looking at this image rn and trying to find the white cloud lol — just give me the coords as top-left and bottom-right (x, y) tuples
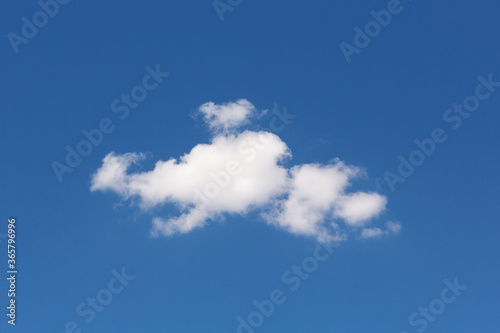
(385, 221), (402, 234)
(264, 162), (360, 242)
(334, 192), (387, 226)
(361, 221), (402, 239)
(361, 227), (384, 239)
(198, 99), (259, 133)
(90, 152), (146, 197)
(92, 130), (290, 236)
(91, 100), (395, 242)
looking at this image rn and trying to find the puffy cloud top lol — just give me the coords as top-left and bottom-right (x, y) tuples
(198, 99), (258, 133)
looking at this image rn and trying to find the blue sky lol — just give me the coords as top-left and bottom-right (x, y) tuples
(1, 0), (500, 332)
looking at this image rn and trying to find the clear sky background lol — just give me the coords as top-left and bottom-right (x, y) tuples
(1, 0), (499, 332)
